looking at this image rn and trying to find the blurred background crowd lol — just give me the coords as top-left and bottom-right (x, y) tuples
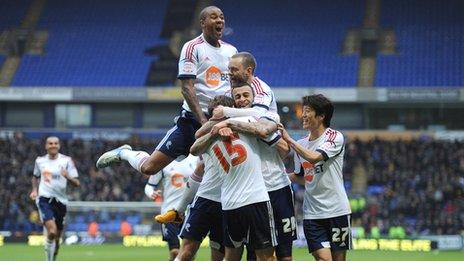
(1, 133), (463, 237)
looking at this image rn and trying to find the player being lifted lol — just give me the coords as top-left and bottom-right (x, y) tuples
(144, 155), (199, 261)
(211, 51), (277, 119)
(190, 91), (277, 261)
(156, 51), (279, 224)
(29, 136), (80, 261)
(279, 95), (352, 261)
(95, 6), (236, 201)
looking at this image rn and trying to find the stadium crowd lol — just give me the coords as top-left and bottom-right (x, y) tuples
(1, 133), (463, 236)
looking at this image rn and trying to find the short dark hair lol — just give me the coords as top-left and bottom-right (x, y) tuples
(199, 6), (221, 22)
(302, 94), (334, 127)
(231, 52), (257, 74)
(208, 95), (235, 116)
(230, 83), (255, 98)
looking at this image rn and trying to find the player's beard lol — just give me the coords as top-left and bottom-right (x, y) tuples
(230, 76), (247, 88)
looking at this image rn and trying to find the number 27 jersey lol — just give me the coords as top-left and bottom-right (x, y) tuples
(206, 116), (269, 210)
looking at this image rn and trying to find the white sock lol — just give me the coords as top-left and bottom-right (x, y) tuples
(45, 238), (56, 261)
(176, 176), (201, 214)
(119, 150), (150, 173)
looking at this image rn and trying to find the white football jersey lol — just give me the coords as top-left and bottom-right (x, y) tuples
(33, 153), (78, 204)
(258, 136), (291, 192)
(205, 116), (269, 210)
(251, 77), (277, 113)
(147, 155), (198, 213)
(293, 128), (351, 219)
(178, 34), (237, 113)
(196, 154), (223, 202)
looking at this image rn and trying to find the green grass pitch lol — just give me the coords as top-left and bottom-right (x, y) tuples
(1, 244), (463, 261)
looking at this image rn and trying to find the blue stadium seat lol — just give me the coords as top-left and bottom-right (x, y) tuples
(11, 0), (168, 86)
(376, 0), (464, 86)
(219, 0), (362, 87)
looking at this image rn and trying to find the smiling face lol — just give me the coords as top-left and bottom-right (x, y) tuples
(228, 57), (252, 87)
(301, 105), (324, 131)
(200, 7), (225, 44)
(45, 136), (60, 157)
(232, 84), (254, 109)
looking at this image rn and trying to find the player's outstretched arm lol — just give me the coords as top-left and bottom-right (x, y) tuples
(181, 78), (207, 124)
(278, 124), (323, 164)
(212, 106), (266, 120)
(190, 132), (217, 156)
(212, 118), (277, 139)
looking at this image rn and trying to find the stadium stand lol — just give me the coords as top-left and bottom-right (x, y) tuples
(2, 0), (362, 87)
(220, 0), (362, 87)
(11, 0), (169, 86)
(1, 134), (462, 236)
(376, 0), (464, 86)
(0, 0), (31, 29)
(3, 0), (462, 87)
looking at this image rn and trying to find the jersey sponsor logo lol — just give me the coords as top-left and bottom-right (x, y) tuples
(171, 173), (185, 188)
(43, 170), (52, 183)
(302, 162), (323, 182)
(205, 66), (223, 87)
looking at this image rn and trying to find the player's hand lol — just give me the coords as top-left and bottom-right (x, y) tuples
(29, 190), (38, 201)
(211, 106), (225, 120)
(60, 166), (70, 179)
(151, 190), (162, 201)
(278, 124), (291, 142)
(218, 127), (234, 137)
(210, 121), (229, 135)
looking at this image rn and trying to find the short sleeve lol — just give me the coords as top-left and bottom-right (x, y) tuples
(147, 172), (163, 186)
(33, 159), (40, 177)
(67, 158), (79, 178)
(316, 131), (344, 161)
(259, 111), (280, 124)
(259, 131), (281, 147)
(251, 81), (274, 111)
(178, 42), (198, 79)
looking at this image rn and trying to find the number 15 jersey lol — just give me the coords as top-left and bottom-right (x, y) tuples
(205, 116), (274, 210)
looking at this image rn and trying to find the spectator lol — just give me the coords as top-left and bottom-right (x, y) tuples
(1, 135), (463, 236)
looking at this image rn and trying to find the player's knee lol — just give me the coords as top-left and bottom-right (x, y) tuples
(312, 252), (331, 261)
(47, 230), (57, 239)
(177, 250), (195, 261)
(140, 157), (166, 175)
(140, 160), (157, 175)
(169, 248), (179, 261)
